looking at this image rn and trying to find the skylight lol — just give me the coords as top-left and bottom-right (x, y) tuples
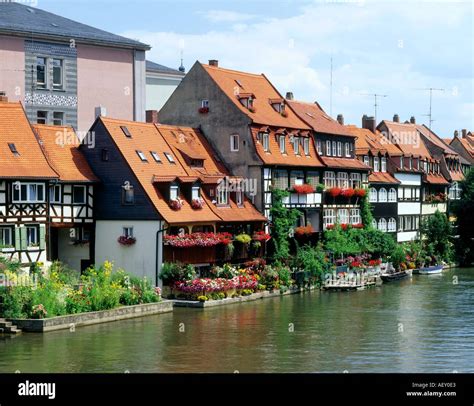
(136, 150), (148, 162)
(164, 152), (175, 163)
(235, 80), (244, 89)
(150, 151), (162, 163)
(121, 126), (132, 138)
(8, 143), (19, 156)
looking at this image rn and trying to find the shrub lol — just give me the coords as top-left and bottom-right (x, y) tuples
(235, 233), (252, 244)
(160, 262), (196, 285)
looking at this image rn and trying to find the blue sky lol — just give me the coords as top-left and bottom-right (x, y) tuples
(35, 0), (473, 136)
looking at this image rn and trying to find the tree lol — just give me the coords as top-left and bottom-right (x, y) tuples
(269, 189), (300, 264)
(420, 210), (453, 263)
(452, 168), (474, 266)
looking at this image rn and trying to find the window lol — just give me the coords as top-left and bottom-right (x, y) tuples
(414, 216), (420, 230)
(164, 152), (175, 163)
(326, 141), (332, 156)
(192, 186), (200, 200)
(337, 172), (349, 188)
(279, 135), (286, 153)
(293, 136), (300, 155)
(371, 219), (377, 229)
(306, 171), (319, 188)
(122, 185), (134, 205)
(449, 182), (461, 200)
(405, 187), (412, 200)
(345, 143), (350, 157)
(8, 143), (19, 156)
(323, 209), (336, 229)
(73, 186), (86, 204)
(378, 218), (387, 232)
(123, 227), (133, 238)
(378, 188), (387, 202)
(337, 209), (349, 224)
(216, 187), (228, 205)
(53, 112), (63, 126)
(350, 173), (361, 188)
(324, 171), (336, 188)
(273, 169), (288, 190)
(388, 188), (397, 202)
(381, 157), (387, 172)
(337, 142), (342, 157)
(236, 189), (244, 206)
(404, 216), (412, 231)
(201, 100), (209, 108)
(12, 183), (45, 203)
(230, 134), (239, 152)
(363, 155), (369, 167)
(303, 138), (310, 155)
(409, 157), (413, 170)
(332, 141), (337, 156)
(388, 218), (396, 232)
(262, 133), (270, 152)
(316, 140), (322, 154)
(37, 110), (48, 124)
(121, 126), (132, 138)
(150, 151), (161, 163)
(350, 208), (361, 225)
(400, 156), (404, 168)
(373, 157), (380, 172)
(170, 185), (179, 201)
(290, 170), (304, 187)
(26, 226), (38, 247)
(101, 149), (109, 161)
(369, 187), (378, 202)
(136, 150), (148, 162)
(52, 59), (63, 90)
(49, 185), (61, 203)
(0, 227), (13, 247)
(36, 57), (46, 89)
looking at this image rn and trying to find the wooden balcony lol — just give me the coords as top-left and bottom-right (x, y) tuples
(282, 192), (322, 208)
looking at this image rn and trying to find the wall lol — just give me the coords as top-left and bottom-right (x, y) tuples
(146, 74), (182, 111)
(395, 172), (421, 186)
(398, 202), (421, 215)
(421, 202), (447, 215)
(95, 220), (163, 285)
(77, 45), (134, 133)
(0, 36), (24, 102)
(57, 228), (89, 272)
(397, 231), (418, 242)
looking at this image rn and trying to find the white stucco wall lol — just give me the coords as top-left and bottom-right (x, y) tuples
(397, 231), (418, 242)
(146, 75), (183, 111)
(95, 220), (163, 285)
(395, 173), (421, 186)
(398, 202), (421, 215)
(57, 228), (89, 272)
(421, 202), (447, 215)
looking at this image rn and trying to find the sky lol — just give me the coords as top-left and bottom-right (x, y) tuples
(32, 0), (473, 137)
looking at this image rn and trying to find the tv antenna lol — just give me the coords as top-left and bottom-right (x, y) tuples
(415, 87), (444, 129)
(360, 93), (388, 123)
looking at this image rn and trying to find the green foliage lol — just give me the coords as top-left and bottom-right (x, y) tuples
(276, 265), (292, 287)
(452, 168), (474, 265)
(360, 192), (374, 228)
(323, 225), (360, 257)
(293, 244), (330, 284)
(363, 227), (397, 259)
(159, 262), (196, 285)
(235, 233), (252, 244)
(420, 210), (453, 263)
(0, 286), (33, 319)
(389, 244), (406, 270)
(270, 189), (300, 263)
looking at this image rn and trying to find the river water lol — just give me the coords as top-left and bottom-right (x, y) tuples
(1, 268), (473, 373)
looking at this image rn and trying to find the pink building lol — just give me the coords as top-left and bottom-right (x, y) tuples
(0, 2), (149, 133)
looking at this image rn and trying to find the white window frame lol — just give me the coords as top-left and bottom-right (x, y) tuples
(201, 100), (209, 108)
(337, 209), (349, 224)
(151, 151), (162, 163)
(279, 135), (286, 153)
(123, 227), (134, 238)
(350, 208), (361, 225)
(316, 140), (322, 154)
(170, 185), (179, 201)
(262, 133), (270, 152)
(236, 190), (244, 206)
(363, 155), (369, 167)
(36, 56), (47, 89)
(49, 185), (61, 203)
(378, 187), (388, 202)
(326, 140), (332, 156)
(293, 136), (300, 155)
(217, 187), (229, 205)
(388, 188), (397, 202)
(337, 172), (349, 188)
(388, 218), (396, 232)
(337, 142), (342, 157)
(230, 134), (239, 152)
(369, 187), (378, 203)
(0, 227), (13, 246)
(52, 58), (63, 90)
(136, 150), (148, 162)
(12, 183), (45, 203)
(378, 218), (387, 232)
(324, 171), (336, 188)
(53, 111), (64, 126)
(345, 143), (351, 157)
(323, 209), (336, 229)
(332, 141), (337, 157)
(373, 157), (380, 172)
(164, 152), (175, 163)
(350, 173), (361, 188)
(303, 138), (310, 155)
(381, 157), (387, 172)
(192, 186), (200, 200)
(26, 225), (38, 247)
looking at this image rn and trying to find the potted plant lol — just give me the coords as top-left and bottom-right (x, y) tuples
(118, 236), (137, 246)
(191, 198), (204, 209)
(340, 188), (355, 198)
(169, 198), (184, 210)
(198, 106), (209, 114)
(292, 184), (315, 194)
(327, 187), (342, 198)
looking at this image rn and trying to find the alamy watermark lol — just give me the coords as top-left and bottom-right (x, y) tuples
(217, 176), (258, 197)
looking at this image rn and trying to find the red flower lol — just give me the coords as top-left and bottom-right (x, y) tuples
(295, 225), (315, 236)
(340, 188), (355, 198)
(293, 184), (315, 194)
(252, 231), (271, 242)
(352, 223), (364, 229)
(327, 187), (342, 197)
(354, 188), (366, 197)
(118, 236), (136, 246)
(198, 107), (209, 114)
(326, 224), (335, 230)
(340, 223), (349, 230)
(191, 198), (204, 210)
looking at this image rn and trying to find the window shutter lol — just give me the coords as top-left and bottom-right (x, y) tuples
(39, 225), (46, 250)
(19, 226), (27, 250)
(15, 227), (21, 251)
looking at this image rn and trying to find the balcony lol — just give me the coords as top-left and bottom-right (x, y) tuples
(282, 192), (322, 208)
(422, 201), (447, 215)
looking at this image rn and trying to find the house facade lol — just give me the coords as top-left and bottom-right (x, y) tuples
(0, 2), (149, 133)
(157, 60), (325, 234)
(146, 60), (185, 112)
(446, 130), (474, 166)
(81, 117), (265, 285)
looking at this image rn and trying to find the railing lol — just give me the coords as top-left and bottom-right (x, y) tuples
(282, 192), (322, 207)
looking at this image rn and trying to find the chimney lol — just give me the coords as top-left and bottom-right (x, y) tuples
(95, 106), (107, 118)
(410, 116), (416, 124)
(362, 115), (376, 133)
(454, 130), (459, 138)
(0, 91), (8, 103)
(336, 114), (344, 125)
(285, 92), (294, 101)
(208, 59), (219, 67)
(462, 129), (467, 138)
(146, 110), (159, 123)
(393, 114), (400, 123)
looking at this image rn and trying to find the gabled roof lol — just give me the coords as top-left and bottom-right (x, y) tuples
(377, 120), (433, 160)
(287, 100), (355, 137)
(200, 63), (310, 130)
(369, 172), (400, 184)
(146, 60), (185, 76)
(320, 156), (370, 170)
(32, 124), (98, 183)
(416, 125), (459, 157)
(0, 2), (149, 50)
(424, 173), (450, 185)
(0, 102), (58, 179)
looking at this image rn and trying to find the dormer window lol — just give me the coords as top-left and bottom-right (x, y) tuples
(303, 138), (310, 156)
(316, 140), (322, 154)
(216, 186), (228, 205)
(363, 155), (369, 166)
(170, 185), (179, 200)
(326, 141), (332, 156)
(136, 150), (148, 162)
(400, 156), (404, 168)
(293, 136), (300, 155)
(373, 157), (380, 172)
(409, 157), (413, 170)
(337, 142), (342, 157)
(279, 135), (286, 153)
(230, 134), (239, 152)
(381, 157), (387, 172)
(192, 186), (200, 200)
(236, 189), (244, 206)
(164, 152), (175, 163)
(262, 132), (270, 152)
(332, 141), (337, 157)
(150, 151), (161, 163)
(190, 159), (204, 167)
(345, 143), (350, 157)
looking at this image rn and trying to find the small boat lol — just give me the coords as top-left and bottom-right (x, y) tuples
(380, 269), (411, 282)
(413, 264), (444, 275)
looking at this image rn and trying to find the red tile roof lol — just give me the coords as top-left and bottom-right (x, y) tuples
(320, 156), (370, 170)
(424, 173), (450, 185)
(32, 124), (98, 183)
(416, 125), (459, 157)
(0, 102), (58, 179)
(250, 126), (324, 167)
(449, 170), (464, 182)
(369, 172), (400, 184)
(201, 63), (311, 130)
(287, 100), (355, 137)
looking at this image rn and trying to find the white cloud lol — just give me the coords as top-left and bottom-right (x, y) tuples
(199, 10), (257, 23)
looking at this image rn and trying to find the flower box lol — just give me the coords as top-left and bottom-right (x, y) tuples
(118, 236), (136, 246)
(294, 225), (315, 236)
(1, 247), (15, 253)
(354, 188), (366, 197)
(164, 232), (232, 248)
(252, 231), (271, 242)
(191, 198), (204, 209)
(327, 187), (342, 197)
(169, 198), (183, 210)
(198, 107), (209, 114)
(292, 184), (315, 194)
(340, 188), (355, 198)
(281, 110), (288, 117)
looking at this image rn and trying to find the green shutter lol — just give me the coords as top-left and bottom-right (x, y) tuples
(20, 227), (27, 251)
(14, 227), (21, 251)
(39, 225), (46, 250)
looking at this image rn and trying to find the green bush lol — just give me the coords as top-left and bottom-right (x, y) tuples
(159, 262), (196, 285)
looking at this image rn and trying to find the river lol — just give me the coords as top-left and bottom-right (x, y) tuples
(1, 267), (473, 373)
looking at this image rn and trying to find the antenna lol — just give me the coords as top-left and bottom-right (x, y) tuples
(360, 93), (388, 123)
(329, 57), (333, 117)
(415, 87), (444, 129)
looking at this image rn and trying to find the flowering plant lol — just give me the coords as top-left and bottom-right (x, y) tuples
(368, 259), (382, 266)
(354, 188), (366, 197)
(281, 110), (288, 117)
(191, 198), (204, 209)
(252, 231), (271, 242)
(164, 232), (232, 248)
(198, 107), (209, 114)
(235, 233), (252, 244)
(169, 198), (184, 210)
(31, 304), (48, 319)
(340, 188), (355, 198)
(294, 225), (315, 236)
(352, 223), (364, 229)
(292, 184), (315, 194)
(118, 236), (136, 246)
(249, 106), (257, 113)
(327, 187), (342, 197)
